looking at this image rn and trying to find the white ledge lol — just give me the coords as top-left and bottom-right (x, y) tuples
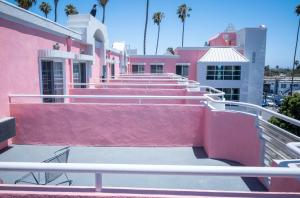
(38, 49), (75, 59)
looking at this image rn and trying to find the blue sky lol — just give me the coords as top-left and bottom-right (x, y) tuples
(7, 0), (300, 68)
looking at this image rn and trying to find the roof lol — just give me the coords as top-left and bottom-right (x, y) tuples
(198, 47), (249, 63)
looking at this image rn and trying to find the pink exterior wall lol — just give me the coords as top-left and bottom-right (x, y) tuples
(209, 32), (237, 46)
(0, 18), (83, 117)
(69, 88), (200, 104)
(269, 161), (300, 192)
(10, 103), (204, 146)
(129, 57), (178, 74)
(175, 49), (207, 80)
(203, 109), (261, 167)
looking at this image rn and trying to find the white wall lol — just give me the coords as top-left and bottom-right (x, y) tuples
(237, 27), (267, 105)
(197, 61), (249, 102)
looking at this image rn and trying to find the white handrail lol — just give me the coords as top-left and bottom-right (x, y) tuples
(70, 83), (188, 87)
(9, 94), (207, 100)
(1, 162), (300, 192)
(206, 96), (300, 128)
(0, 162), (299, 176)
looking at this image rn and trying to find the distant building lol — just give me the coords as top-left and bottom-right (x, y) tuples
(264, 76), (300, 95)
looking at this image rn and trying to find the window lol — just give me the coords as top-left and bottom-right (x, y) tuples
(151, 65), (163, 73)
(73, 62), (87, 88)
(252, 52), (256, 63)
(132, 65), (145, 74)
(206, 65), (241, 80)
(281, 84), (287, 89)
(41, 60), (64, 103)
(176, 65), (189, 77)
(216, 88), (240, 101)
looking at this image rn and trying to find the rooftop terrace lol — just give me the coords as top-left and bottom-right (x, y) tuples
(0, 73), (300, 197)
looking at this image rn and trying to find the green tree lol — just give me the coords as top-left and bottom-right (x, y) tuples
(143, 0), (149, 55)
(54, 0), (59, 22)
(15, 0), (36, 10)
(177, 4), (192, 47)
(65, 4), (79, 16)
(269, 93), (300, 136)
(153, 12), (165, 55)
(98, 0), (109, 24)
(39, 2), (52, 18)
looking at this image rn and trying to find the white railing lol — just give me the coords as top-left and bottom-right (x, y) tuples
(70, 82), (189, 89)
(1, 162), (300, 192)
(8, 94), (208, 104)
(205, 96), (300, 128)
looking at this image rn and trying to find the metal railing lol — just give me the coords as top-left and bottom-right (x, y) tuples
(0, 162), (300, 192)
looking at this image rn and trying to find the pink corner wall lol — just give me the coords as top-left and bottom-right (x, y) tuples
(10, 103), (204, 146)
(209, 32), (237, 46)
(203, 109), (261, 167)
(0, 18), (83, 117)
(175, 49), (207, 80)
(269, 161), (300, 192)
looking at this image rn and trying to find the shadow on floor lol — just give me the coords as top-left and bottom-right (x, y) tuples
(212, 158), (267, 192)
(192, 147), (208, 159)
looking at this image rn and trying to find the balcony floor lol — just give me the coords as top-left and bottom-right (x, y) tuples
(0, 145), (266, 192)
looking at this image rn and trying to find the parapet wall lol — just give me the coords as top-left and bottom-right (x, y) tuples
(10, 103), (204, 146)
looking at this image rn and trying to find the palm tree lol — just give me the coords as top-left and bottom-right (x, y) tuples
(39, 2), (52, 18)
(153, 12), (165, 55)
(65, 4), (79, 16)
(177, 4), (192, 47)
(143, 0), (149, 55)
(15, 0), (36, 10)
(291, 4), (300, 94)
(98, 0), (109, 24)
(54, 0), (59, 22)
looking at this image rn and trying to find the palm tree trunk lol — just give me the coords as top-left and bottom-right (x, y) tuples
(102, 6), (105, 23)
(155, 24), (160, 55)
(143, 0), (149, 55)
(291, 18), (300, 94)
(181, 21), (185, 47)
(54, 1), (58, 22)
(45, 13), (48, 18)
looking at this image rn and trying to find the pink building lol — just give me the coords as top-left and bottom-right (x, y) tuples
(0, 1), (300, 198)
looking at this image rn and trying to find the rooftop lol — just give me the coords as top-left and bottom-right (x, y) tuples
(198, 48), (249, 63)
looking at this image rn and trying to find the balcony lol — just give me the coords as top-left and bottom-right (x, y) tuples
(1, 74), (300, 197)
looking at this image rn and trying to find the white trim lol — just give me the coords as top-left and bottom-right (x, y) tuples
(150, 63), (165, 65)
(38, 49), (75, 59)
(131, 62), (146, 65)
(176, 63), (191, 66)
(75, 54), (94, 62)
(0, 0), (82, 40)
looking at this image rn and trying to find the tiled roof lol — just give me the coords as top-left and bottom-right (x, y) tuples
(198, 47), (249, 63)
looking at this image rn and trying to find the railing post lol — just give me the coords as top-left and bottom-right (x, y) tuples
(95, 172), (102, 192)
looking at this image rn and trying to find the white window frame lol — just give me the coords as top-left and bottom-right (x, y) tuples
(38, 58), (67, 97)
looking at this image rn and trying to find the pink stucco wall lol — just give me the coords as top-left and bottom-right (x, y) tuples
(209, 32), (237, 46)
(269, 161), (300, 192)
(69, 88), (201, 104)
(204, 109), (261, 167)
(10, 103), (204, 146)
(129, 57), (178, 75)
(175, 49), (207, 80)
(0, 18), (83, 117)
